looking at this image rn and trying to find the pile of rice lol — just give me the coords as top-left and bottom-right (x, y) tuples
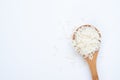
(72, 25), (101, 59)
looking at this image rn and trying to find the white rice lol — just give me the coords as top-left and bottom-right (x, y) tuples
(72, 25), (101, 60)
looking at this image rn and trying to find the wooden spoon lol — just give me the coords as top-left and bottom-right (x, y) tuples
(72, 24), (101, 80)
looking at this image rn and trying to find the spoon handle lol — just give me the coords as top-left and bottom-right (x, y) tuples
(88, 60), (99, 80)
(86, 52), (99, 80)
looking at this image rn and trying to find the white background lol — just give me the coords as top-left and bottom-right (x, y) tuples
(0, 0), (120, 80)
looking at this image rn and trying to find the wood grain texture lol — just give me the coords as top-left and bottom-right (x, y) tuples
(85, 51), (99, 80)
